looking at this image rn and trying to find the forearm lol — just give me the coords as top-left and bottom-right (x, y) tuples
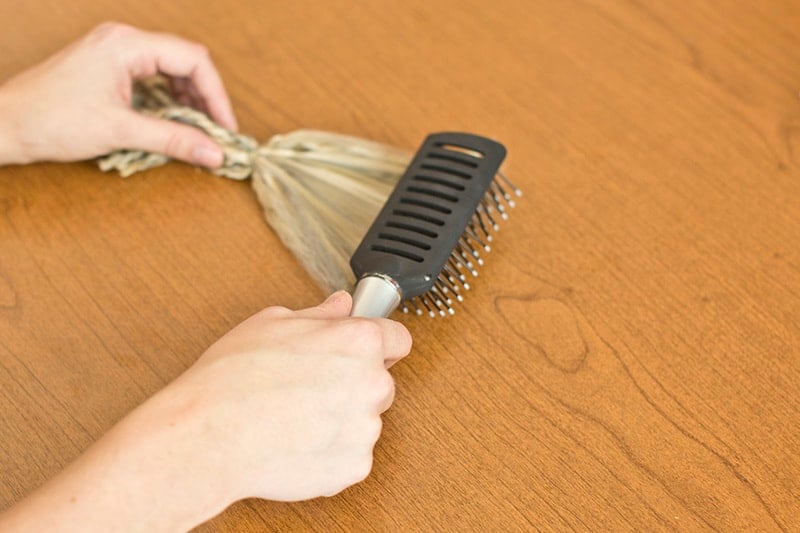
(0, 84), (30, 165)
(0, 382), (237, 532)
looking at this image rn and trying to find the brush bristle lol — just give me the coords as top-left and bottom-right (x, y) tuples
(401, 172), (521, 317)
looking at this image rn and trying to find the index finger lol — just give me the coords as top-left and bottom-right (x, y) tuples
(305, 316), (412, 368)
(132, 30), (238, 131)
(377, 318), (413, 368)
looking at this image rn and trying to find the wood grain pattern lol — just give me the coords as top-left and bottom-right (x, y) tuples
(1, 0), (798, 530)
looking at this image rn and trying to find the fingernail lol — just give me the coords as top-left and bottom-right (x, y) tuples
(324, 290), (349, 304)
(325, 290), (350, 305)
(227, 113), (239, 132)
(216, 109), (238, 132)
(191, 145), (223, 168)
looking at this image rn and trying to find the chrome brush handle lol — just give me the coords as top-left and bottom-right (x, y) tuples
(350, 274), (403, 318)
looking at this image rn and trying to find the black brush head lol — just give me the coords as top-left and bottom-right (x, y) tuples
(350, 132), (518, 317)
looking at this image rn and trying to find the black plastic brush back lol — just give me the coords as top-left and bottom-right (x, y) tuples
(350, 132), (507, 299)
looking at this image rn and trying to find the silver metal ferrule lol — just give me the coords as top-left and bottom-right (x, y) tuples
(350, 274), (402, 318)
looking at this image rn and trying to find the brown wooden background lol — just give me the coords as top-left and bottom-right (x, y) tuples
(1, 1), (798, 530)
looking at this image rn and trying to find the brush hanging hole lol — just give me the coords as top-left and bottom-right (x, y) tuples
(435, 143), (485, 159)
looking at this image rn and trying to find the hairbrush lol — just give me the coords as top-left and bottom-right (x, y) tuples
(350, 132), (520, 318)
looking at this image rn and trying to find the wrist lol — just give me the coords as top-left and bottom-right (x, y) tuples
(108, 380), (242, 529)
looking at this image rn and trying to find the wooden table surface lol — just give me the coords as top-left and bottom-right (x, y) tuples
(1, 1), (799, 530)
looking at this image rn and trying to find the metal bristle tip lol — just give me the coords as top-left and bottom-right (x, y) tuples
(350, 132), (520, 318)
(498, 171), (523, 197)
(419, 296), (436, 318)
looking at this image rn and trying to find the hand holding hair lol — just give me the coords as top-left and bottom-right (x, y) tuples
(0, 21), (236, 167)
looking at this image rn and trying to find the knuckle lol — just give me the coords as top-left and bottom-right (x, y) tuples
(365, 416), (383, 443)
(107, 113), (135, 147)
(374, 371), (395, 398)
(351, 454), (374, 484)
(396, 323), (413, 354)
(383, 319), (412, 353)
(346, 319), (383, 354)
(322, 486), (344, 498)
(257, 305), (292, 320)
(163, 130), (188, 159)
(193, 43), (210, 59)
(90, 21), (134, 42)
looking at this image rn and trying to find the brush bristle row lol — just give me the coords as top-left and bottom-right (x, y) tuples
(401, 173), (522, 317)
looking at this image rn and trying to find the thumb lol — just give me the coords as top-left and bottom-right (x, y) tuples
(113, 110), (224, 168)
(296, 290), (353, 319)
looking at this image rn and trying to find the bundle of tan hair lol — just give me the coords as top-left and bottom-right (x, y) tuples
(100, 77), (411, 293)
